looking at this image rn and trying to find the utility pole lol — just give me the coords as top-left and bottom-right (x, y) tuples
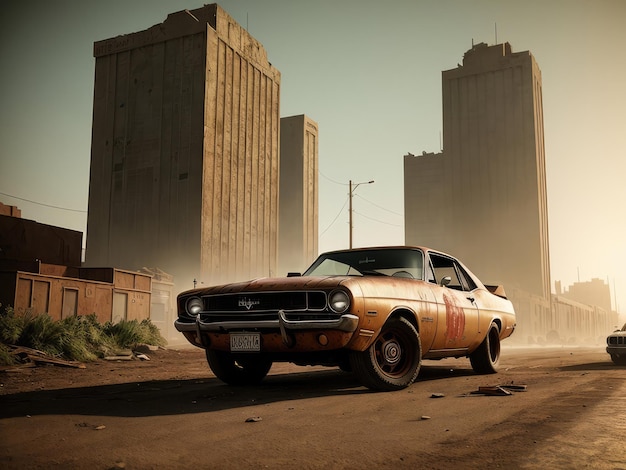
(349, 179), (374, 249)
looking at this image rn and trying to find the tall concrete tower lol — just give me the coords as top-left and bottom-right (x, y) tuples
(405, 43), (550, 301)
(86, 5), (281, 290)
(278, 115), (319, 275)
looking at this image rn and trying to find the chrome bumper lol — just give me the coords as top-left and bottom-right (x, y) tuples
(606, 346), (626, 355)
(175, 309), (360, 335)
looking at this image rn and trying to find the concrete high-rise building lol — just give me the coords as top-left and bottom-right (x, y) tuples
(404, 42), (550, 301)
(86, 5), (281, 290)
(278, 115), (319, 275)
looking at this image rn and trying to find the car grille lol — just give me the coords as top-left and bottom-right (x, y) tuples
(197, 290), (336, 323)
(608, 336), (626, 345)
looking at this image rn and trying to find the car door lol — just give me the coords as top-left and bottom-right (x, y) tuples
(427, 252), (479, 351)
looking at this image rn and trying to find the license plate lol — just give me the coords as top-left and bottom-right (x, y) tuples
(230, 333), (261, 352)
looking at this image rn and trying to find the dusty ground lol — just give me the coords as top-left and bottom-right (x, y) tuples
(1, 344), (625, 469)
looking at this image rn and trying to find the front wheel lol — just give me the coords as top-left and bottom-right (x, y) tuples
(206, 350), (272, 385)
(610, 353), (626, 365)
(470, 322), (501, 374)
(350, 317), (422, 391)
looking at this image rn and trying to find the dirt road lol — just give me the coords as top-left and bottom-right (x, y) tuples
(1, 345), (624, 469)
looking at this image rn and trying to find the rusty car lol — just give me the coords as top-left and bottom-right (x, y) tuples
(174, 246), (516, 391)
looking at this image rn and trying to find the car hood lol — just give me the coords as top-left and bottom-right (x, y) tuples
(608, 330), (626, 338)
(178, 275), (436, 302)
(180, 276), (355, 297)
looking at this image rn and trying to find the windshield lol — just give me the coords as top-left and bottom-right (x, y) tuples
(304, 248), (424, 280)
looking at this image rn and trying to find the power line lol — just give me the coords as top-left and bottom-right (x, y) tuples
(319, 171), (348, 186)
(320, 197), (349, 236)
(319, 174), (403, 217)
(353, 210), (402, 227)
(355, 194), (403, 217)
(0, 191), (87, 213)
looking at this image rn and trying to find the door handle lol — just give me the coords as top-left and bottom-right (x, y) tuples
(467, 296), (475, 303)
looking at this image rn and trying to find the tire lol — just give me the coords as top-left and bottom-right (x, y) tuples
(470, 322), (501, 374)
(610, 353), (626, 365)
(338, 360), (352, 373)
(350, 317), (422, 391)
(206, 350), (272, 386)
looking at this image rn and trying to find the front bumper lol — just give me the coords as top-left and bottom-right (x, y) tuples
(175, 309), (360, 351)
(606, 346), (626, 356)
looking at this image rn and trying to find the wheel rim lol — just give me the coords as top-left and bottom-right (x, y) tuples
(374, 328), (414, 378)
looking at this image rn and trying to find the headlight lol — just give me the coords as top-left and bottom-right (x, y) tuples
(185, 296), (203, 316)
(329, 290), (350, 313)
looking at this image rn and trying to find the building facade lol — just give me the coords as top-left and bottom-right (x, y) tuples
(278, 115), (319, 275)
(86, 4), (281, 290)
(0, 213), (82, 267)
(405, 42), (551, 302)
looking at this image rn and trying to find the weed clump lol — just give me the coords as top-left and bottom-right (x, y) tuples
(0, 305), (166, 366)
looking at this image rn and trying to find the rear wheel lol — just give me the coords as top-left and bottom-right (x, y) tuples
(470, 322), (501, 374)
(350, 317), (422, 391)
(206, 350), (272, 385)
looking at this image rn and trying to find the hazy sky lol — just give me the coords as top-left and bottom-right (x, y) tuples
(1, 0), (625, 312)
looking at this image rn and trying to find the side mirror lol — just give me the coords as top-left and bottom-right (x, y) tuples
(440, 276), (451, 287)
(287, 272), (301, 277)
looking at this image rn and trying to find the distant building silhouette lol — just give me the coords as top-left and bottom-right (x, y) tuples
(86, 5), (281, 290)
(405, 42), (550, 302)
(559, 278), (612, 314)
(279, 115), (319, 275)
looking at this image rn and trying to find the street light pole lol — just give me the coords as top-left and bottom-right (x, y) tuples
(349, 180), (353, 249)
(349, 179), (374, 249)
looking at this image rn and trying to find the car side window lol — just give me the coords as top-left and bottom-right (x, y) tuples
(455, 262), (477, 291)
(429, 253), (463, 290)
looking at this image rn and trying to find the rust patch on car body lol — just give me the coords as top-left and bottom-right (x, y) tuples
(443, 293), (465, 342)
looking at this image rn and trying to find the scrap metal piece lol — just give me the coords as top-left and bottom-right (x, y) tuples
(472, 386), (512, 396)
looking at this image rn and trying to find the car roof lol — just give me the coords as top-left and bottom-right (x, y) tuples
(321, 245), (454, 258)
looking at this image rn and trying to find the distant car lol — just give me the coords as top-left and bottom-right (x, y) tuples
(174, 246), (516, 391)
(606, 323), (626, 365)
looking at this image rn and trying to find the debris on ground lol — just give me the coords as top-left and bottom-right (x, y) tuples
(472, 385), (512, 396)
(105, 349), (152, 361)
(1, 345), (153, 370)
(1, 345), (86, 370)
(104, 350), (134, 361)
(469, 383), (528, 396)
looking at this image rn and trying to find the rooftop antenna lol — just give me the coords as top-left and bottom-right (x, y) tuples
(246, 12), (249, 30)
(495, 23), (498, 44)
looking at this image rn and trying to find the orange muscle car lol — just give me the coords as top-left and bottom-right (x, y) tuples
(175, 246), (516, 391)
